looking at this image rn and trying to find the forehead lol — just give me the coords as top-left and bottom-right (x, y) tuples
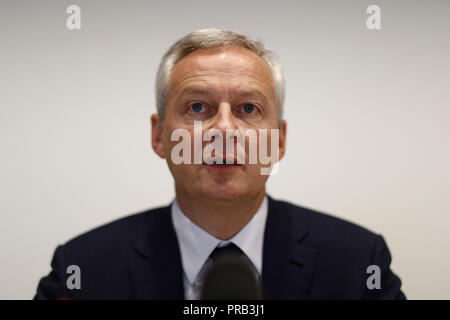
(169, 46), (276, 98)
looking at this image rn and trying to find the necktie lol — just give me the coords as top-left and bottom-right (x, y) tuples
(209, 243), (243, 265)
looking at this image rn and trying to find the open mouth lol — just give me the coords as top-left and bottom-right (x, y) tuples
(202, 157), (242, 171)
(202, 163), (241, 173)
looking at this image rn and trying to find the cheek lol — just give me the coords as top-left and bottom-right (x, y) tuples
(168, 165), (199, 188)
(162, 130), (192, 164)
(245, 164), (264, 180)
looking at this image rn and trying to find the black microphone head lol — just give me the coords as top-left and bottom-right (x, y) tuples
(200, 253), (261, 300)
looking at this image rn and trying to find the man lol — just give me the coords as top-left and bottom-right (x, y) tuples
(34, 28), (406, 300)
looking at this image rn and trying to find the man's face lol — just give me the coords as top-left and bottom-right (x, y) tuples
(151, 46), (286, 201)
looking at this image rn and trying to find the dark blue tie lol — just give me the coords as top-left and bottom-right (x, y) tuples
(209, 243), (243, 265)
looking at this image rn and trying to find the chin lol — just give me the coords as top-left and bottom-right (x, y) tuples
(202, 184), (245, 201)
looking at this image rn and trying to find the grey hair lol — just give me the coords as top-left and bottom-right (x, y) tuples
(155, 28), (285, 122)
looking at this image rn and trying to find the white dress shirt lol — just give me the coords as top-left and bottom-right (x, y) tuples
(170, 196), (269, 300)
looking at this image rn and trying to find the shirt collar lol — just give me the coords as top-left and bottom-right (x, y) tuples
(171, 196), (268, 286)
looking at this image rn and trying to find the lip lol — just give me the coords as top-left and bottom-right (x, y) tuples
(201, 163), (242, 172)
(202, 155), (240, 165)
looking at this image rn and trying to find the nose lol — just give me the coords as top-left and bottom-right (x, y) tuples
(210, 102), (238, 133)
(203, 102), (242, 164)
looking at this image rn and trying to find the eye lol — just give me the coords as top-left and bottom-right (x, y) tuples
(243, 103), (256, 114)
(191, 102), (204, 113)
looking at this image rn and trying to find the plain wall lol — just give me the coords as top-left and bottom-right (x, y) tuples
(0, 0), (449, 299)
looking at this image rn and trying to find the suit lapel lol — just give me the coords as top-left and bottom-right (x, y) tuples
(127, 205), (185, 299)
(262, 196), (316, 299)
(126, 197), (316, 300)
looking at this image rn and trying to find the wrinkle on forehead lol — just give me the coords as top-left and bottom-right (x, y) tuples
(168, 46), (276, 103)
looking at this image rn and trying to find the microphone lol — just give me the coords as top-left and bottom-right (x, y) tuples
(200, 249), (262, 300)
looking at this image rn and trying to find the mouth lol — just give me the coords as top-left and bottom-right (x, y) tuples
(202, 163), (241, 173)
(202, 157), (242, 172)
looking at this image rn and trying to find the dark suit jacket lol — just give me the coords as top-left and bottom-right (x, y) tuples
(34, 196), (406, 299)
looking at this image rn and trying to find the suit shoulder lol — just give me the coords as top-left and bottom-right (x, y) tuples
(271, 197), (379, 245)
(62, 205), (170, 253)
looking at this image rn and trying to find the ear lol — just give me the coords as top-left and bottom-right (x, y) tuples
(278, 120), (287, 161)
(151, 114), (165, 159)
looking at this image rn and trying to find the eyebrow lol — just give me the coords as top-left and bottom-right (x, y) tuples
(178, 87), (211, 97)
(237, 90), (269, 102)
(176, 87), (269, 103)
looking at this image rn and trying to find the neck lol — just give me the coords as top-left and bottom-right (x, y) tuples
(175, 187), (266, 240)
